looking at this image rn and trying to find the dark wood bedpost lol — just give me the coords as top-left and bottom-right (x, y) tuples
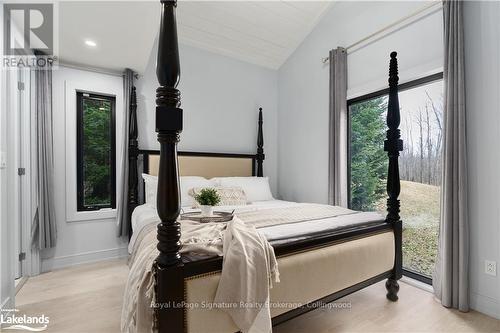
(128, 86), (139, 237)
(384, 52), (403, 301)
(256, 107), (265, 177)
(154, 0), (184, 331)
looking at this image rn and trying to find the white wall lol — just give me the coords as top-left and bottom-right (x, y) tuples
(464, 0), (500, 319)
(277, 1), (443, 203)
(0, 5), (15, 311)
(43, 66), (127, 271)
(136, 42), (279, 194)
(0, 73), (10, 309)
(0, 5), (21, 311)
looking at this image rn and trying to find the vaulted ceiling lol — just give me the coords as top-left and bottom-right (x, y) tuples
(176, 1), (332, 69)
(58, 1), (333, 73)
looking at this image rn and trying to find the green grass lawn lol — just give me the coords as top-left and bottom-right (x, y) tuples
(377, 180), (440, 277)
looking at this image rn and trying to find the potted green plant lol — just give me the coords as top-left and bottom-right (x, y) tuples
(194, 188), (221, 217)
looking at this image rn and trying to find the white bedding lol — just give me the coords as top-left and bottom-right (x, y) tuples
(129, 200), (384, 253)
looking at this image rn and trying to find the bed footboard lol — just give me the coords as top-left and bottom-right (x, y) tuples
(184, 231), (395, 333)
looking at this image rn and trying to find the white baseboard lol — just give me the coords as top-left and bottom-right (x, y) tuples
(0, 296), (13, 313)
(41, 247), (128, 272)
(470, 292), (500, 320)
(15, 276), (28, 295)
(0, 297), (13, 330)
(1, 297), (10, 309)
(400, 279), (500, 320)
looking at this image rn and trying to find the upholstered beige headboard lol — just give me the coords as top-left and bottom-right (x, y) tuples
(142, 151), (256, 179)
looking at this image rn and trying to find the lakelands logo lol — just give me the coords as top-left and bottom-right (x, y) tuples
(2, 3), (58, 69)
(0, 309), (49, 331)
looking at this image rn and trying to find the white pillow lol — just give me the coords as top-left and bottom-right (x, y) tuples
(141, 174), (216, 207)
(212, 177), (273, 202)
(142, 173), (157, 207)
(180, 176), (217, 207)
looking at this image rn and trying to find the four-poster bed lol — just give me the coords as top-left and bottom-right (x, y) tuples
(125, 1), (403, 332)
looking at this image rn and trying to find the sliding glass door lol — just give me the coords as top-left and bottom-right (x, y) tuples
(348, 75), (444, 282)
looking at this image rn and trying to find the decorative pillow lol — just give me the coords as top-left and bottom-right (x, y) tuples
(211, 177), (273, 202)
(188, 186), (247, 208)
(141, 174), (217, 207)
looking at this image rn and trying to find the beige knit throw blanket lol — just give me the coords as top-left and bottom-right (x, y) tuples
(121, 204), (358, 333)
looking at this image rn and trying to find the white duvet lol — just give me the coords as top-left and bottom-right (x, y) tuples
(129, 200), (384, 253)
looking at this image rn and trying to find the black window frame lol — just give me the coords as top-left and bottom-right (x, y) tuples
(346, 72), (443, 285)
(76, 91), (117, 211)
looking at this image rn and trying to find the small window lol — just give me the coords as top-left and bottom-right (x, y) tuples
(76, 92), (116, 211)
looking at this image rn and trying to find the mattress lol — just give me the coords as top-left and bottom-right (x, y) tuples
(129, 200), (385, 253)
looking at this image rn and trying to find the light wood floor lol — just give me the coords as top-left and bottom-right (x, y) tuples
(16, 259), (500, 333)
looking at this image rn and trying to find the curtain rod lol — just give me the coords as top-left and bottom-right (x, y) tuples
(321, 1), (442, 64)
(58, 61), (138, 78)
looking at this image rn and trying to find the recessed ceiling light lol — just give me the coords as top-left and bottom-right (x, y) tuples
(84, 40), (97, 47)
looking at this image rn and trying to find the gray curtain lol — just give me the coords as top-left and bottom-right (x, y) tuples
(32, 61), (56, 249)
(328, 47), (348, 207)
(117, 69), (134, 237)
(433, 0), (469, 312)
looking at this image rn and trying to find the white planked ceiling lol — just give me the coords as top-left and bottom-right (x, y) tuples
(58, 1), (333, 73)
(176, 1), (333, 69)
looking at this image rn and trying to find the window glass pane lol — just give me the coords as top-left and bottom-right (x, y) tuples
(349, 96), (388, 212)
(78, 93), (115, 210)
(349, 79), (443, 279)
